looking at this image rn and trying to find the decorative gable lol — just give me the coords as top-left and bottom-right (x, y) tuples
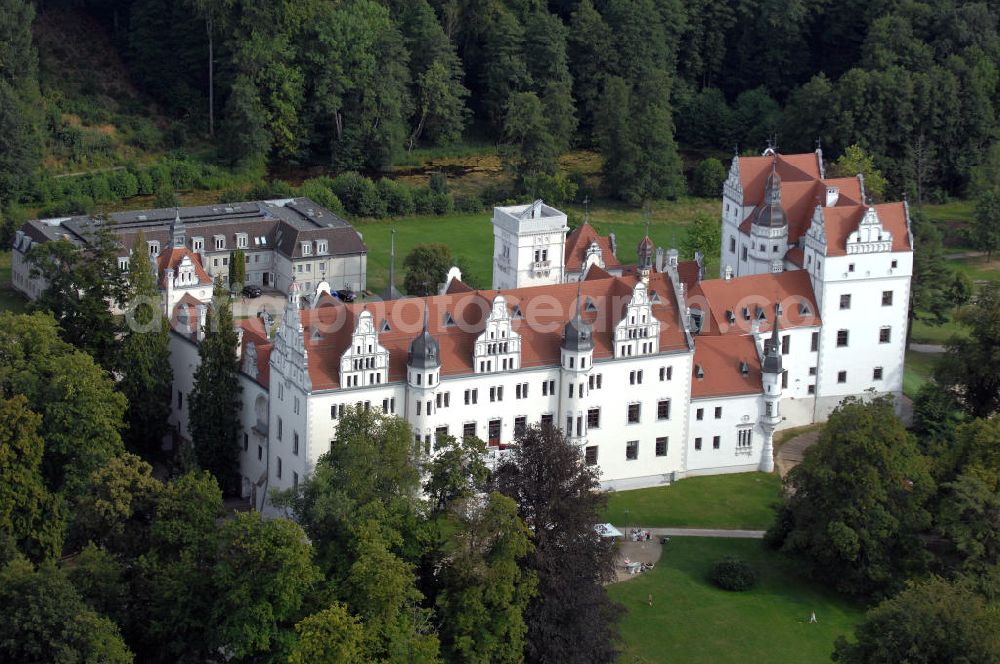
(614, 281), (660, 358)
(474, 294), (522, 373)
(339, 309), (390, 388)
(846, 207), (893, 254)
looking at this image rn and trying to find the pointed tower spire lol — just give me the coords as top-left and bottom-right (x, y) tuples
(170, 207), (185, 248)
(763, 301), (782, 374)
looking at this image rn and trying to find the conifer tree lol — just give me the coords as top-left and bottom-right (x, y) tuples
(189, 280), (243, 493)
(228, 248), (246, 290)
(120, 232), (174, 456)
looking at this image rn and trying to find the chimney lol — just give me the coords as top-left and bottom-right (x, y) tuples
(655, 246), (665, 272)
(667, 248), (679, 268)
(608, 232), (617, 256)
(724, 265), (734, 281)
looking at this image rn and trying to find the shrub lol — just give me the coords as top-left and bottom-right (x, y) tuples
(710, 557), (757, 591)
(298, 178), (345, 215)
(431, 191), (454, 215)
(331, 172), (386, 218)
(428, 171), (449, 194)
(455, 194), (484, 213)
(412, 187), (436, 214)
(691, 158), (728, 198)
(378, 178), (415, 216)
(108, 170), (139, 200)
(247, 179), (296, 200)
(40, 195), (95, 217)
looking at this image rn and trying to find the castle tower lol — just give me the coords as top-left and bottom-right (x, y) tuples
(747, 161), (789, 275)
(491, 200), (569, 290)
(759, 303), (782, 472)
(170, 208), (185, 248)
(559, 287), (594, 446)
(407, 304), (440, 448)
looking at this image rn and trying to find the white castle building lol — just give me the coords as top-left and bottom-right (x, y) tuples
(161, 150), (912, 510)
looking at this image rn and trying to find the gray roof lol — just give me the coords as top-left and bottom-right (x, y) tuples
(408, 306), (441, 369)
(17, 197), (366, 260)
(562, 310), (594, 352)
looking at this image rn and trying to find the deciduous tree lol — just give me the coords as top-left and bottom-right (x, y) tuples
(935, 282), (1000, 418)
(493, 424), (622, 663)
(404, 243), (455, 296)
(767, 396), (934, 598)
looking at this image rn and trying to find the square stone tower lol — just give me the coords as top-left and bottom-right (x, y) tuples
(491, 200), (569, 290)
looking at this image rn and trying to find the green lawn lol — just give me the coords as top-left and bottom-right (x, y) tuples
(903, 349), (940, 399)
(0, 252), (28, 313)
(609, 538), (865, 663)
(603, 472), (781, 530)
(356, 198), (717, 294)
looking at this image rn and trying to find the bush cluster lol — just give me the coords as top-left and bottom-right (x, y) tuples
(710, 557), (757, 591)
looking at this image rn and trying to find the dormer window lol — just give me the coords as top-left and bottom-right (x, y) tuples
(301, 241), (312, 256)
(236, 233), (248, 248)
(147, 240), (160, 256)
(118, 257), (130, 272)
(214, 235), (225, 250)
(317, 240), (328, 255)
(192, 237), (204, 251)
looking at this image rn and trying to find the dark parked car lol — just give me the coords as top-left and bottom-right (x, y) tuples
(335, 289), (356, 303)
(242, 284), (262, 298)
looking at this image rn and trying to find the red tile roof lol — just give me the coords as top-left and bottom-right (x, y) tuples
(243, 272), (690, 392)
(691, 335), (762, 399)
(156, 247), (213, 288)
(820, 203), (912, 257)
(564, 222), (622, 272)
(240, 316), (272, 388)
(676, 260), (701, 292)
(687, 270), (820, 336)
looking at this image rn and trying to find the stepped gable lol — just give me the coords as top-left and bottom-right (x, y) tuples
(687, 270), (820, 336)
(691, 335), (762, 399)
(239, 316), (273, 388)
(564, 222), (622, 272)
(243, 271), (688, 392)
(818, 202), (912, 256)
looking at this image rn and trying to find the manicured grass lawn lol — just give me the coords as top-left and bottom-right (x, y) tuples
(923, 200), (976, 225)
(609, 538), (865, 664)
(356, 197), (717, 294)
(946, 254), (1000, 283)
(603, 472), (781, 530)
(910, 314), (964, 345)
(0, 252), (28, 313)
(903, 349), (939, 399)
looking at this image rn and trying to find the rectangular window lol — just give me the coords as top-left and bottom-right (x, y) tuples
(655, 437), (668, 456)
(848, 263), (855, 272)
(569, 384), (574, 398)
(837, 330), (849, 347)
(873, 366), (884, 380)
(808, 384), (816, 394)
(713, 435), (721, 449)
(657, 399), (671, 420)
(331, 404), (338, 419)
(891, 259), (898, 268)
(472, 389), (478, 404)
(177, 390), (183, 409)
(596, 374), (603, 389)
(585, 446), (598, 466)
(277, 417), (282, 441)
(514, 416), (527, 437)
(811, 332), (819, 352)
(630, 371), (636, 385)
(540, 413), (553, 428)
(258, 445), (263, 461)
(542, 381), (548, 396)
(417, 401), (422, 415)
(882, 290), (893, 306)
(627, 403), (641, 424)
(695, 437), (702, 450)
(840, 294), (851, 310)
(625, 440), (639, 460)
(276, 457), (282, 479)
(588, 408), (601, 429)
(879, 327), (891, 343)
(435, 426), (449, 445)
(464, 389), (471, 405)
(696, 408), (704, 421)
(782, 370), (789, 389)
(741, 246), (748, 261)
(729, 236), (736, 252)
(809, 366), (817, 376)
(838, 370), (847, 383)
(714, 406), (722, 419)
(436, 393), (442, 409)
(292, 432), (299, 456)
(293, 472), (299, 489)
(737, 428), (753, 447)
(781, 334), (790, 355)
(498, 386), (504, 401)
(463, 422), (476, 439)
(243, 433), (248, 451)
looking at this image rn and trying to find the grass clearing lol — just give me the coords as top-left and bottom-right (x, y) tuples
(609, 537), (865, 664)
(356, 198), (716, 294)
(903, 349), (940, 399)
(603, 472), (781, 530)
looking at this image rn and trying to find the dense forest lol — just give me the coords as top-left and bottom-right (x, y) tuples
(3, 0), (1000, 217)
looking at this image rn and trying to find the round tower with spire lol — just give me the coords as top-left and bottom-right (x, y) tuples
(748, 159), (790, 275)
(407, 303), (440, 447)
(759, 303), (783, 472)
(637, 209), (654, 282)
(559, 286), (594, 445)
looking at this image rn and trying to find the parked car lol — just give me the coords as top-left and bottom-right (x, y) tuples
(335, 289), (356, 303)
(242, 284), (262, 298)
